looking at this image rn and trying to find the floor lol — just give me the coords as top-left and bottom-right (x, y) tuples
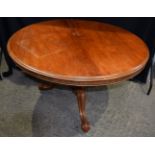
(0, 57), (155, 137)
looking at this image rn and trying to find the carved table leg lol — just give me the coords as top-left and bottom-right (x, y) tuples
(75, 88), (90, 132)
(38, 83), (55, 91)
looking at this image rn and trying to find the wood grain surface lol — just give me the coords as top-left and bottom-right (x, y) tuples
(7, 19), (149, 86)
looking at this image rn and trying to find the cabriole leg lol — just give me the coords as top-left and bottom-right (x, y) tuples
(75, 88), (90, 132)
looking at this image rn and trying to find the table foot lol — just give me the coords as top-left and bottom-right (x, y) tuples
(75, 88), (90, 132)
(38, 83), (55, 91)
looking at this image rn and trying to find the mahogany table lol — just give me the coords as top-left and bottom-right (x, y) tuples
(7, 20), (149, 132)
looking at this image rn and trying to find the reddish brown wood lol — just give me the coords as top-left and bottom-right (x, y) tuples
(75, 88), (90, 132)
(7, 19), (149, 86)
(7, 19), (150, 132)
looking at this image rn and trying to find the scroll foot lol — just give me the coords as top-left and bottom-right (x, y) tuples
(38, 83), (55, 91)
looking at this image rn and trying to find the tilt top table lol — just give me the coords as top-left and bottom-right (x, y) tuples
(7, 19), (149, 132)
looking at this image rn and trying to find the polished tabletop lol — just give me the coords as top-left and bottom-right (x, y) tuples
(7, 19), (149, 86)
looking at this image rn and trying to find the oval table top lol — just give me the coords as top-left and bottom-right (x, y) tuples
(7, 19), (149, 86)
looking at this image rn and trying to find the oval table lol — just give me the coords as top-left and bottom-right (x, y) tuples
(7, 19), (149, 132)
